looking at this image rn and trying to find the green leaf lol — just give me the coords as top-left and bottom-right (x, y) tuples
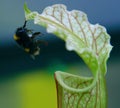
(24, 4), (112, 108)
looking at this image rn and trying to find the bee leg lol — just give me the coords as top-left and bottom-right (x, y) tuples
(23, 20), (27, 28)
(33, 32), (41, 36)
(31, 32), (42, 39)
(30, 55), (35, 60)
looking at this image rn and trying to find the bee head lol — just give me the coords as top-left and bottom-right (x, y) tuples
(15, 20), (27, 35)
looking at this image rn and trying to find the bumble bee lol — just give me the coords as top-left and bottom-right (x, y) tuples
(14, 20), (42, 59)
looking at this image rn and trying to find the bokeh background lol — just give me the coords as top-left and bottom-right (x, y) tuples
(0, 0), (120, 108)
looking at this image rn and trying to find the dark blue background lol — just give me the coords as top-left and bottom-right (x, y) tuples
(0, 0), (120, 108)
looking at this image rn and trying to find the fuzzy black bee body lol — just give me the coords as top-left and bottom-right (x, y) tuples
(14, 21), (41, 58)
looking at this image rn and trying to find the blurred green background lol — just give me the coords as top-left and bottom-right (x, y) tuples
(0, 0), (120, 108)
